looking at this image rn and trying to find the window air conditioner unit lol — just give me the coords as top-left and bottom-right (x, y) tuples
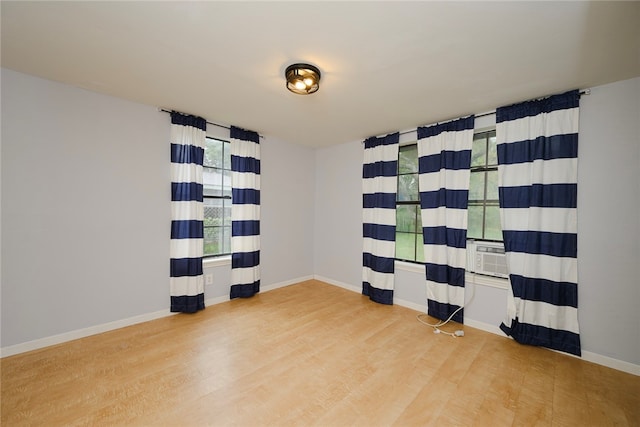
(467, 241), (508, 279)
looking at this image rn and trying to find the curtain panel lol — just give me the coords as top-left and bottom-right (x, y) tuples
(230, 126), (261, 299)
(417, 116), (474, 323)
(496, 90), (581, 356)
(362, 133), (399, 305)
(169, 112), (206, 313)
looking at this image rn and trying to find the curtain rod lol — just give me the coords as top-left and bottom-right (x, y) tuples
(394, 89), (591, 137)
(158, 108), (264, 139)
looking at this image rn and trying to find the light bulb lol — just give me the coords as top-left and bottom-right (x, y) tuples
(294, 80), (307, 90)
(303, 77), (314, 87)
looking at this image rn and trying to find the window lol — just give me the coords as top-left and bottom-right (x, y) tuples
(468, 130), (501, 241)
(395, 129), (502, 263)
(203, 137), (231, 257)
(396, 144), (424, 263)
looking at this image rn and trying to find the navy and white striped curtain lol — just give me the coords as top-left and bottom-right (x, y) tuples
(169, 112), (206, 313)
(362, 133), (399, 305)
(417, 116), (474, 323)
(230, 126), (261, 299)
(496, 90), (581, 356)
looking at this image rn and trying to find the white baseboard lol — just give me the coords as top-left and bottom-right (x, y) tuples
(0, 308), (176, 358)
(579, 351), (640, 376)
(1, 275), (314, 359)
(314, 276), (640, 377)
(313, 275), (360, 293)
(314, 274), (426, 313)
(263, 275), (314, 293)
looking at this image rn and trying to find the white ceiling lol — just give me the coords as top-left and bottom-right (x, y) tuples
(2, 1), (639, 148)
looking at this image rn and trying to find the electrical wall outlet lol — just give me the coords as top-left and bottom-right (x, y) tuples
(205, 274), (213, 285)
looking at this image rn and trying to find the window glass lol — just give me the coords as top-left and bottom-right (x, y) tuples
(468, 130), (502, 241)
(396, 146), (424, 262)
(203, 137), (231, 257)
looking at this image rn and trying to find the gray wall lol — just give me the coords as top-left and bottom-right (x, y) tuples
(577, 77), (640, 364)
(313, 77), (640, 366)
(1, 68), (170, 346)
(1, 68), (315, 348)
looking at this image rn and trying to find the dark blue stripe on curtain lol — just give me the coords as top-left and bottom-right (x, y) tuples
(231, 126), (260, 143)
(171, 182), (203, 202)
(231, 156), (261, 174)
(496, 90), (580, 123)
(503, 231), (577, 258)
(417, 115), (475, 139)
(499, 184), (577, 208)
(500, 319), (581, 356)
(497, 134), (578, 165)
(363, 160), (398, 178)
(362, 282), (393, 305)
(363, 223), (395, 241)
(363, 193), (396, 209)
(422, 226), (467, 248)
(426, 263), (465, 287)
(171, 294), (205, 313)
(364, 132), (400, 149)
(171, 112), (207, 131)
(170, 258), (203, 277)
(232, 188), (260, 205)
(428, 300), (463, 324)
(419, 189), (469, 209)
(363, 253), (394, 274)
(418, 150), (472, 173)
(171, 220), (204, 239)
(171, 143), (204, 164)
(510, 275), (578, 308)
(232, 220), (260, 236)
(230, 281), (260, 298)
(232, 250), (260, 268)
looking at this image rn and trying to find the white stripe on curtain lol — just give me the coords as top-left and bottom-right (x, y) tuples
(231, 171), (261, 188)
(418, 169), (472, 191)
(363, 238), (396, 257)
(230, 126), (261, 299)
(171, 201), (204, 221)
(169, 112), (206, 313)
(500, 208), (577, 233)
(363, 176), (398, 194)
(170, 239), (204, 259)
(231, 235), (260, 250)
(417, 116), (474, 323)
(362, 208), (396, 226)
(497, 89), (581, 356)
(362, 132), (399, 305)
(506, 252), (578, 286)
(231, 208), (260, 221)
(170, 276), (205, 297)
(500, 158), (578, 186)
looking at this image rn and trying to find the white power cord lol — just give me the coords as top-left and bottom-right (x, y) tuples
(417, 271), (477, 338)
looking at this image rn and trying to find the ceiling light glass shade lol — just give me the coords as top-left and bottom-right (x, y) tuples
(285, 63), (321, 95)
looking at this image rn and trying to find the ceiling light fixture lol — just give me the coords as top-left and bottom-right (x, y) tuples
(285, 63), (321, 95)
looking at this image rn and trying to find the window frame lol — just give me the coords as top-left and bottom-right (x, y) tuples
(394, 127), (502, 265)
(396, 144), (424, 263)
(203, 136), (232, 259)
(468, 129), (502, 242)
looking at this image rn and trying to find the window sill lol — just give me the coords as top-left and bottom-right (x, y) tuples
(395, 260), (509, 290)
(465, 272), (509, 290)
(203, 256), (231, 268)
(395, 260), (425, 274)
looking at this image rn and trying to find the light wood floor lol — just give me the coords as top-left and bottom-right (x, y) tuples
(2, 280), (639, 426)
